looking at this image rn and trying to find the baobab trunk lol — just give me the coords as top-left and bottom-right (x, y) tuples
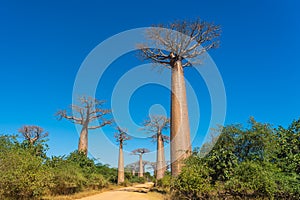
(170, 60), (192, 177)
(78, 126), (88, 155)
(156, 133), (166, 180)
(138, 154), (143, 177)
(117, 144), (124, 184)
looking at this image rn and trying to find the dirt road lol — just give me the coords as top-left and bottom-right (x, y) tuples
(78, 183), (164, 200)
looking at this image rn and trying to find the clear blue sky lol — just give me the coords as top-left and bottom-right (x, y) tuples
(0, 0), (299, 167)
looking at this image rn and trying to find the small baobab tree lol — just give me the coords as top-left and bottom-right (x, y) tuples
(131, 148), (150, 177)
(56, 96), (112, 155)
(18, 125), (49, 157)
(138, 19), (221, 176)
(125, 161), (139, 176)
(19, 125), (48, 145)
(114, 126), (131, 184)
(142, 115), (170, 180)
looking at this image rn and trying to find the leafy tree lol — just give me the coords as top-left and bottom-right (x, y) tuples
(56, 96), (112, 155)
(205, 125), (240, 182)
(138, 19), (221, 176)
(275, 118), (300, 174)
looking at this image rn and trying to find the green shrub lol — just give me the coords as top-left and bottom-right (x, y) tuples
(0, 136), (52, 199)
(85, 173), (108, 189)
(156, 174), (172, 193)
(225, 161), (278, 199)
(48, 159), (86, 195)
(171, 156), (212, 199)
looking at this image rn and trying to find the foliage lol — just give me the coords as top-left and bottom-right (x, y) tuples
(158, 117), (300, 199)
(0, 135), (52, 199)
(171, 156), (212, 199)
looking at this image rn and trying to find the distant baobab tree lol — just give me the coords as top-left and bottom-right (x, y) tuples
(114, 126), (131, 184)
(125, 162), (139, 176)
(18, 125), (49, 145)
(147, 162), (157, 177)
(131, 148), (150, 177)
(18, 125), (49, 157)
(138, 19), (221, 176)
(56, 96), (112, 155)
(142, 115), (170, 179)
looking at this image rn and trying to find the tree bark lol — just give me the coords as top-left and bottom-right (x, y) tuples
(117, 144), (124, 184)
(138, 154), (143, 177)
(170, 60), (191, 177)
(78, 125), (88, 155)
(132, 169), (135, 176)
(156, 133), (166, 180)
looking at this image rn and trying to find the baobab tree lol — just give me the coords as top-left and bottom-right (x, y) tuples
(142, 115), (170, 179)
(18, 125), (49, 157)
(56, 96), (112, 155)
(114, 126), (131, 184)
(147, 162), (157, 177)
(125, 161), (139, 176)
(131, 148), (150, 177)
(138, 19), (221, 176)
(18, 125), (48, 145)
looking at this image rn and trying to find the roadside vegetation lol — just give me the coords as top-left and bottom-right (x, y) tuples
(0, 133), (149, 200)
(156, 117), (300, 199)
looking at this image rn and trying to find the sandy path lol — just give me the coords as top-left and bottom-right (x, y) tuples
(78, 182), (163, 200)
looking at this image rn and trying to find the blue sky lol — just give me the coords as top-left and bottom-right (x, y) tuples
(0, 0), (299, 167)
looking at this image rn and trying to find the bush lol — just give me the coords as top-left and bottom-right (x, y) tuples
(0, 136), (52, 199)
(171, 156), (212, 199)
(85, 173), (108, 189)
(156, 174), (172, 193)
(225, 161), (278, 199)
(47, 158), (86, 195)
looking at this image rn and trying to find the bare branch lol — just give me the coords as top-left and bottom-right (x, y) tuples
(138, 18), (221, 68)
(18, 125), (48, 145)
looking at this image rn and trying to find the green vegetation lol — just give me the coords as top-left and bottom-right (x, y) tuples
(0, 134), (152, 199)
(156, 118), (300, 200)
(0, 117), (299, 199)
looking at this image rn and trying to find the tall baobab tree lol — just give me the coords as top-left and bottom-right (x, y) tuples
(115, 126), (131, 184)
(18, 125), (49, 145)
(138, 19), (221, 176)
(131, 148), (150, 177)
(142, 115), (170, 180)
(56, 96), (112, 155)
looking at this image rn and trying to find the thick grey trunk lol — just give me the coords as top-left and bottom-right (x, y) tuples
(170, 60), (191, 177)
(117, 144), (124, 184)
(78, 126), (88, 155)
(138, 154), (143, 177)
(132, 169), (135, 176)
(156, 134), (166, 180)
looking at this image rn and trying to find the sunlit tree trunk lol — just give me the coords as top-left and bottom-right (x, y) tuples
(78, 125), (88, 155)
(170, 60), (191, 176)
(138, 154), (143, 177)
(117, 143), (124, 184)
(156, 133), (166, 180)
